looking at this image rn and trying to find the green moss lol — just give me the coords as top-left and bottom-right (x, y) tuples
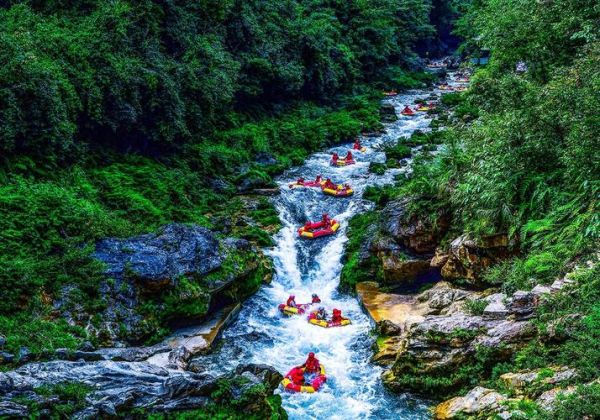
(464, 298), (487, 316)
(14, 382), (93, 418)
(369, 162), (387, 175)
(0, 314), (86, 360)
(340, 211), (382, 292)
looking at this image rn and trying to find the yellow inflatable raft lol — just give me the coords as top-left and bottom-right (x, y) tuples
(322, 185), (353, 197)
(308, 318), (352, 328)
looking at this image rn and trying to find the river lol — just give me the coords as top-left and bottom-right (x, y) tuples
(194, 75), (464, 419)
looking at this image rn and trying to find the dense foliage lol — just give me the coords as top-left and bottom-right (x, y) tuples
(0, 0), (443, 159)
(352, 0), (599, 415)
(0, 1), (447, 359)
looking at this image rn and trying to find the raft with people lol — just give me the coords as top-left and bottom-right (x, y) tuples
(353, 140), (367, 153)
(278, 294), (321, 315)
(289, 175), (325, 189)
(331, 151), (356, 167)
(298, 214), (339, 239)
(322, 183), (353, 197)
(281, 353), (326, 393)
(401, 105), (416, 116)
(416, 102), (436, 112)
(307, 308), (351, 328)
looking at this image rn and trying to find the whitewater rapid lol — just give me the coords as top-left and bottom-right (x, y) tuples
(195, 81), (459, 419)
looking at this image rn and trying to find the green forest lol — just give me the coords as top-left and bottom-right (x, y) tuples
(0, 0), (451, 351)
(0, 0), (598, 418)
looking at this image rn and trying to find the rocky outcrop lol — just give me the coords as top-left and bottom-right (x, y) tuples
(52, 224), (269, 346)
(381, 284), (540, 395)
(500, 366), (577, 396)
(0, 361), (283, 418)
(94, 224), (224, 290)
(381, 197), (450, 255)
(438, 234), (516, 285)
(380, 254), (431, 285)
(433, 387), (509, 419)
(380, 103), (398, 122)
(433, 367), (582, 418)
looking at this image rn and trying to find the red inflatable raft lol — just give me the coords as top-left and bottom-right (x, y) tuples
(281, 365), (327, 393)
(289, 178), (325, 189)
(298, 219), (340, 239)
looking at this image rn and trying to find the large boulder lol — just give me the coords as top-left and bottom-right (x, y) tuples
(434, 387), (508, 419)
(94, 224), (223, 290)
(54, 224), (265, 346)
(382, 197), (450, 255)
(440, 234), (516, 285)
(380, 103), (398, 122)
(500, 366), (577, 396)
(381, 255), (431, 285)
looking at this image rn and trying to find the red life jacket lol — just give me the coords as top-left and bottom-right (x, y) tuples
(305, 357), (320, 373)
(290, 367), (305, 385)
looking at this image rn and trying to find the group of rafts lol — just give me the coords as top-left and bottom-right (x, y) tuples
(279, 139), (361, 393)
(279, 81), (458, 393)
(288, 138), (366, 239)
(278, 293), (351, 393)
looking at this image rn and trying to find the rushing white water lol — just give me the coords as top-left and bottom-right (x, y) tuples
(195, 79), (463, 419)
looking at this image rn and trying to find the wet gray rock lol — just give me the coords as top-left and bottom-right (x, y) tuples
(0, 359), (280, 416)
(54, 348), (104, 362)
(254, 152), (278, 166)
(209, 178), (233, 193)
(94, 224), (223, 290)
(440, 234), (515, 285)
(0, 335), (5, 348)
(380, 103), (398, 123)
(483, 293), (509, 320)
(0, 372), (14, 392)
(96, 343), (171, 362)
(18, 347), (31, 363)
(235, 364), (283, 391)
(167, 346), (193, 370)
(0, 352), (14, 364)
(377, 320), (403, 336)
(0, 401), (29, 417)
(508, 291), (535, 319)
(381, 197), (449, 254)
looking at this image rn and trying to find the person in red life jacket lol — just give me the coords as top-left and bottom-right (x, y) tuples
(353, 139), (361, 150)
(302, 352), (321, 374)
(311, 294), (321, 304)
(331, 152), (339, 164)
(321, 213), (330, 226)
(288, 366), (305, 386)
(402, 105), (414, 115)
(345, 150), (354, 161)
(297, 177), (305, 185)
(323, 178), (336, 190)
(331, 308), (344, 324)
(286, 295), (297, 308)
(314, 175), (322, 184)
